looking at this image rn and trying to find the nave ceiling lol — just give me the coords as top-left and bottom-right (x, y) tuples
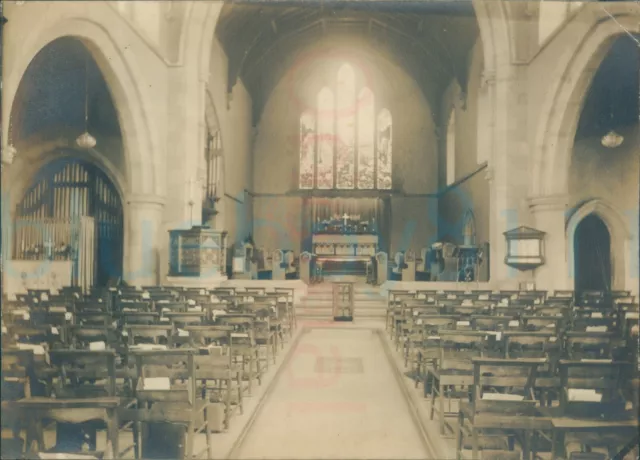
(216, 1), (479, 123)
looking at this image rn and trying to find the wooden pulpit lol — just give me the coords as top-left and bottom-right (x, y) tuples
(168, 227), (227, 277)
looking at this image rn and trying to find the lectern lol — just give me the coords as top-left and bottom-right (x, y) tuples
(168, 227), (227, 278)
(332, 282), (354, 321)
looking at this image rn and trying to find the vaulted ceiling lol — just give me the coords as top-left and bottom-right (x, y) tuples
(216, 1), (479, 124)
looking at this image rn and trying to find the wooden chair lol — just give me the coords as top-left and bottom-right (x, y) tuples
(1, 349), (35, 458)
(121, 349), (214, 460)
(155, 301), (189, 313)
(193, 350), (244, 431)
(456, 357), (547, 460)
(75, 312), (114, 327)
(404, 314), (456, 369)
(68, 325), (119, 350)
(20, 350), (136, 459)
(163, 311), (207, 328)
(548, 360), (636, 460)
(274, 289), (296, 334)
(125, 324), (174, 348)
(386, 290), (415, 333)
(410, 315), (458, 394)
(565, 331), (615, 360)
(218, 314), (261, 395)
(428, 331), (489, 435)
(470, 315), (514, 332)
(116, 299), (153, 314)
(504, 331), (561, 404)
(119, 311), (161, 326)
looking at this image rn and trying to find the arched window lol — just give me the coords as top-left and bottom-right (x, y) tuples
(377, 108), (392, 190)
(446, 107), (456, 186)
(357, 87), (375, 189)
(299, 64), (392, 190)
(299, 110), (316, 189)
(336, 64), (356, 189)
(316, 87), (335, 189)
(463, 210), (476, 246)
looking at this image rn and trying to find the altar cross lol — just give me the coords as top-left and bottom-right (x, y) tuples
(342, 213), (349, 227)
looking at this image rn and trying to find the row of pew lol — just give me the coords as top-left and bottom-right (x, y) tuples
(386, 288), (639, 460)
(1, 285), (297, 459)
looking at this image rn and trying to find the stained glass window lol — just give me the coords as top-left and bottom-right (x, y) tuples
(299, 110), (316, 189)
(299, 65), (391, 190)
(377, 109), (392, 190)
(336, 64), (355, 189)
(357, 87), (375, 189)
(317, 87), (335, 189)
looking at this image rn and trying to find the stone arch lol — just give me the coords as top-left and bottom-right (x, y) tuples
(566, 199), (632, 291)
(3, 15), (159, 197)
(9, 144), (127, 218)
(472, 0), (513, 170)
(531, 11), (640, 197)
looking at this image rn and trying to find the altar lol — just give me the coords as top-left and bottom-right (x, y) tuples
(311, 212), (379, 277)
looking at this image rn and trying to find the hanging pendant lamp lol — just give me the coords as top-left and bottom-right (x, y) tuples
(2, 118), (17, 167)
(601, 130), (624, 148)
(601, 83), (623, 149)
(76, 55), (97, 149)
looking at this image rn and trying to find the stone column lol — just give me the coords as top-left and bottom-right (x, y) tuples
(124, 194), (165, 287)
(529, 194), (570, 292)
(482, 63), (532, 290)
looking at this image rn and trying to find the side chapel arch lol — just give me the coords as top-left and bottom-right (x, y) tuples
(3, 16), (160, 197)
(531, 11), (640, 198)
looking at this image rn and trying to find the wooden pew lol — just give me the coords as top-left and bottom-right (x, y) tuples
(456, 357), (548, 460)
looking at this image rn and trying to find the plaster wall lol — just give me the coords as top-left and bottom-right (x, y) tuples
(252, 39), (438, 256)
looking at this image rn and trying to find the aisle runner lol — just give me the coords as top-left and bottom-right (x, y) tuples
(232, 328), (429, 459)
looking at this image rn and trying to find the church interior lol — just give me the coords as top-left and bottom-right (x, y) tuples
(1, 1), (639, 459)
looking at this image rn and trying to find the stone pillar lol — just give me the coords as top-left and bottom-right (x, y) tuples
(529, 194), (570, 292)
(481, 59), (532, 290)
(124, 194), (165, 287)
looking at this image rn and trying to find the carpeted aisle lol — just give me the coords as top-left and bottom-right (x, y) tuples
(231, 327), (430, 459)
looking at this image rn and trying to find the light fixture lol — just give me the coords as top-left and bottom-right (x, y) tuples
(1, 144), (17, 167)
(600, 79), (624, 149)
(76, 54), (96, 149)
(2, 118), (17, 167)
(601, 129), (624, 148)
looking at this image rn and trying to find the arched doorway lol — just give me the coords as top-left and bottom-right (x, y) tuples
(15, 157), (124, 287)
(574, 214), (611, 294)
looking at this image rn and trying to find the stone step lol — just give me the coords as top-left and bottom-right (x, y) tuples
(298, 302), (387, 311)
(296, 306), (386, 317)
(302, 293), (386, 302)
(301, 294), (386, 300)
